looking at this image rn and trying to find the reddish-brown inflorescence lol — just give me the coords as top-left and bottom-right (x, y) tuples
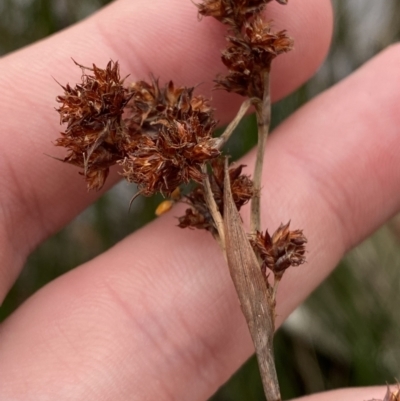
(119, 116), (220, 196)
(56, 60), (131, 190)
(125, 79), (215, 138)
(120, 80), (220, 197)
(250, 221), (307, 280)
(55, 62), (220, 196)
(196, 0), (293, 98)
(54, 3), (308, 400)
(178, 158), (254, 231)
(217, 17), (293, 97)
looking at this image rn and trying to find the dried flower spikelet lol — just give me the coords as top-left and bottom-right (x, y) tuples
(55, 60), (131, 190)
(251, 221), (307, 279)
(208, 158), (255, 210)
(244, 17), (293, 61)
(117, 79), (220, 197)
(119, 114), (220, 197)
(125, 79), (214, 136)
(216, 18), (293, 97)
(196, 0), (287, 29)
(178, 159), (255, 231)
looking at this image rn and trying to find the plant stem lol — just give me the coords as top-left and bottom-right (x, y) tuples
(250, 71), (271, 234)
(202, 165), (226, 252)
(246, 71), (280, 401)
(223, 159), (281, 401)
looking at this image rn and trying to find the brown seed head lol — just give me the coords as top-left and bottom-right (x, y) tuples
(55, 60), (131, 190)
(208, 158), (255, 210)
(119, 114), (220, 197)
(118, 79), (219, 197)
(244, 17), (293, 58)
(216, 18), (293, 97)
(178, 158), (255, 231)
(125, 79), (214, 137)
(55, 62), (218, 197)
(251, 221), (307, 278)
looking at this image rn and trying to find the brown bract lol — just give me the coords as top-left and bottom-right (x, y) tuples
(216, 17), (293, 97)
(55, 60), (131, 190)
(250, 221), (307, 279)
(178, 158), (254, 231)
(196, 0), (293, 98)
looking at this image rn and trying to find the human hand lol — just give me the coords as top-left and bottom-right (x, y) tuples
(0, 0), (399, 400)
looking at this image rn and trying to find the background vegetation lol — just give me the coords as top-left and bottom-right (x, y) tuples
(1, 1), (399, 400)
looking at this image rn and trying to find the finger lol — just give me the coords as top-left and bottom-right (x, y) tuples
(0, 0), (333, 299)
(257, 43), (400, 319)
(1, 44), (400, 400)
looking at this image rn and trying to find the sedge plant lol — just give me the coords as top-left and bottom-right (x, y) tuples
(53, 1), (309, 400)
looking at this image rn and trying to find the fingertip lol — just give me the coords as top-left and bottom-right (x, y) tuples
(269, 0), (334, 100)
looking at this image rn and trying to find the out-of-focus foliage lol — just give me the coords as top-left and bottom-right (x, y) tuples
(0, 0), (111, 55)
(0, 1), (399, 400)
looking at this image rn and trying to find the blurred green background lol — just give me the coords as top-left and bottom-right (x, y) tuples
(0, 1), (399, 400)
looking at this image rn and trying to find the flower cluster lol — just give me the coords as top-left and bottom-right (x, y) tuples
(196, 0), (293, 98)
(218, 17), (293, 97)
(250, 221), (307, 280)
(120, 81), (219, 196)
(55, 62), (220, 195)
(55, 60), (131, 190)
(178, 158), (255, 231)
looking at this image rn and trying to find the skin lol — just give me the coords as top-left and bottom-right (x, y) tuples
(0, 0), (399, 399)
